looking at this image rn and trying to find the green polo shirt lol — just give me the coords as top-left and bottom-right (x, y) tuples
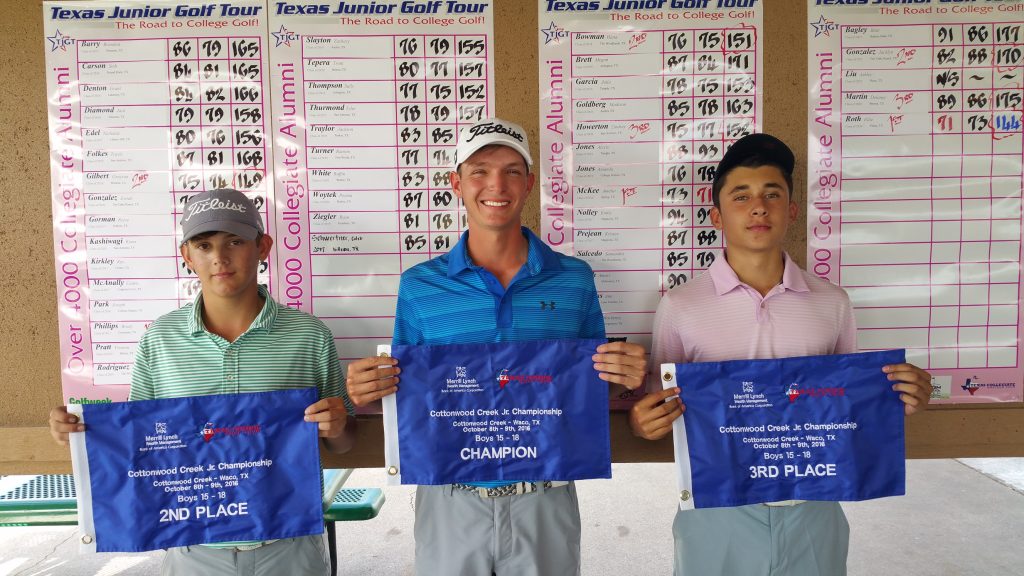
(130, 285), (350, 408)
(128, 285), (353, 549)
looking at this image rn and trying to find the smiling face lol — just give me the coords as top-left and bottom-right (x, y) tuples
(451, 144), (535, 235)
(709, 164), (798, 256)
(180, 231), (273, 300)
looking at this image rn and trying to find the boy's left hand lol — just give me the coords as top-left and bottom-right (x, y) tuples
(593, 341), (647, 390)
(883, 363), (932, 416)
(304, 397), (348, 438)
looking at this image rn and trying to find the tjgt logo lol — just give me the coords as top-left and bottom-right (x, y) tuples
(787, 383), (845, 402)
(496, 369), (553, 390)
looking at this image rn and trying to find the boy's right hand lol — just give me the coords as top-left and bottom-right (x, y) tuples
(629, 387), (685, 441)
(49, 405), (84, 446)
(346, 356), (400, 407)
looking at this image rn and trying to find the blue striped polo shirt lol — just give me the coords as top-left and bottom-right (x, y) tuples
(393, 227), (606, 487)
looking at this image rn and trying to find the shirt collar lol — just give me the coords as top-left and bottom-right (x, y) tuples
(447, 227), (562, 278)
(189, 284), (277, 336)
(709, 251), (808, 296)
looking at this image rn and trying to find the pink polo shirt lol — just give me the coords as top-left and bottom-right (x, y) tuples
(650, 252), (858, 381)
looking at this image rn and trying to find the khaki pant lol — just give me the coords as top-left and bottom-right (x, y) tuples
(414, 483), (582, 576)
(161, 533), (330, 576)
(673, 501), (850, 576)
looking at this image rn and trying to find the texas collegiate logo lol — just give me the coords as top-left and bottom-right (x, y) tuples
(201, 422), (215, 442)
(959, 376), (1015, 396)
(497, 369), (510, 389)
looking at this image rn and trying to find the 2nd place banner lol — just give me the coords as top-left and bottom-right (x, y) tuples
(381, 339), (611, 485)
(69, 388), (323, 552)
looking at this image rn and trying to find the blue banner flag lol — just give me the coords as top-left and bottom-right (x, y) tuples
(664, 349), (906, 509)
(69, 388), (323, 552)
(381, 339), (611, 485)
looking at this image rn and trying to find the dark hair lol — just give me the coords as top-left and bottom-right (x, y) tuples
(711, 155), (794, 208)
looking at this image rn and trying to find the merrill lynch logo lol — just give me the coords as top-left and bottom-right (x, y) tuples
(730, 380), (770, 409)
(445, 366), (480, 391)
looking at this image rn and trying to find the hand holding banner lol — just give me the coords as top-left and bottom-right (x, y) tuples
(664, 349), (906, 509)
(381, 339), (611, 485)
(69, 388), (323, 552)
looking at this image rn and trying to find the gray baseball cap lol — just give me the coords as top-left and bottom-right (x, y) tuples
(180, 188), (264, 243)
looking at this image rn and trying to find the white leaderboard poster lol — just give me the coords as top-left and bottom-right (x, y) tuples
(44, 1), (274, 403)
(43, 0), (494, 403)
(538, 1), (763, 405)
(268, 0), (494, 363)
(807, 0), (1024, 403)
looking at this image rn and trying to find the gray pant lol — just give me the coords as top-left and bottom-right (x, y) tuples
(161, 533), (330, 576)
(673, 501), (849, 576)
(414, 483), (582, 576)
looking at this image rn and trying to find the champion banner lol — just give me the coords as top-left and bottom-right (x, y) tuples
(381, 339), (611, 485)
(69, 388), (323, 552)
(664, 349), (906, 509)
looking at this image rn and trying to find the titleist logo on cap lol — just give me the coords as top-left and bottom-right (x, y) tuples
(183, 197), (249, 222)
(466, 122), (524, 143)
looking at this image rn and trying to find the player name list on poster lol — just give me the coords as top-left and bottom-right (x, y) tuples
(808, 1), (1024, 403)
(269, 0), (494, 363)
(44, 1), (273, 403)
(539, 2), (763, 404)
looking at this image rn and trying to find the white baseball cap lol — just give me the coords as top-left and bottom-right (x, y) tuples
(454, 118), (533, 169)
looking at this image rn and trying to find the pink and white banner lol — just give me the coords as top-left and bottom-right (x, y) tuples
(44, 0), (274, 403)
(268, 0), (494, 364)
(538, 1), (763, 407)
(807, 0), (1024, 403)
(44, 0), (494, 403)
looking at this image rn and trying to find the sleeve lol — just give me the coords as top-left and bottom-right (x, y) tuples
(833, 290), (859, 355)
(128, 330), (154, 401)
(579, 276), (606, 340)
(392, 273), (425, 345)
(649, 291), (689, 393)
(318, 323), (355, 416)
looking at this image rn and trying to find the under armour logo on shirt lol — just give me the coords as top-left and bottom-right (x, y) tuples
(540, 301), (556, 310)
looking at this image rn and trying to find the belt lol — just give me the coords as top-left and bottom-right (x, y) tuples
(201, 539), (279, 552)
(451, 481), (569, 498)
(763, 500), (805, 507)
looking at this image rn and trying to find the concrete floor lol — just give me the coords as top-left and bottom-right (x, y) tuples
(1, 459), (1022, 576)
